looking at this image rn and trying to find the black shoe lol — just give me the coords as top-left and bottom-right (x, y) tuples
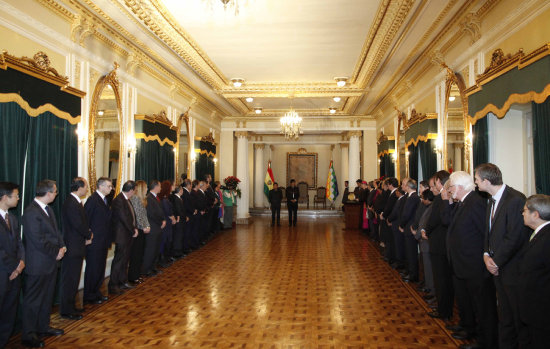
(83, 298), (102, 305)
(22, 335), (44, 348)
(423, 294), (435, 300)
(446, 324), (464, 332)
(61, 313), (83, 320)
(452, 330), (473, 340)
(122, 282), (136, 289)
(38, 327), (64, 337)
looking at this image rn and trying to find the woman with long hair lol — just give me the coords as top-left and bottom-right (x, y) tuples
(158, 180), (176, 267)
(128, 180), (150, 283)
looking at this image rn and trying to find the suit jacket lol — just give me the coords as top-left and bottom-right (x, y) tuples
(485, 185), (529, 285)
(146, 193), (165, 231)
(205, 186), (217, 208)
(111, 193), (136, 244)
(447, 191), (488, 279)
(342, 188), (350, 203)
(399, 192), (418, 231)
(374, 189), (389, 215)
(387, 195), (405, 224)
(22, 200), (64, 275)
(192, 190), (208, 213)
(84, 191), (112, 248)
(382, 190), (397, 220)
(518, 224), (550, 328)
(0, 212), (24, 273)
(286, 186), (299, 205)
(425, 194), (451, 255)
(268, 189), (283, 208)
(61, 195), (91, 258)
(181, 189), (195, 221)
(171, 194), (184, 221)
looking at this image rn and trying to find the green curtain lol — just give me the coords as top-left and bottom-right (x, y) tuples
(418, 139), (437, 181)
(408, 144), (419, 181)
(23, 112), (78, 225)
(195, 140), (216, 181)
(532, 97), (550, 194)
(473, 116), (489, 169)
(379, 156), (385, 178)
(0, 102), (32, 217)
(385, 154), (395, 178)
(135, 139), (175, 185)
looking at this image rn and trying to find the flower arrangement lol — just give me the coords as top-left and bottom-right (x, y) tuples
(222, 176), (241, 198)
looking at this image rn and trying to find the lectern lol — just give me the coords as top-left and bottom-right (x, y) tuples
(344, 202), (362, 229)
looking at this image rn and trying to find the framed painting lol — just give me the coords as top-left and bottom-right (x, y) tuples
(286, 149), (318, 189)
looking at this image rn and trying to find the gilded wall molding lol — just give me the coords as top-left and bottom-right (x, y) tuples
(0, 93), (80, 124)
(135, 133), (176, 147)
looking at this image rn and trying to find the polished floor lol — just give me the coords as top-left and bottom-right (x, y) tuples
(9, 216), (461, 348)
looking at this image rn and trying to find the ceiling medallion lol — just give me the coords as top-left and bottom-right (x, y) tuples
(280, 110), (302, 140)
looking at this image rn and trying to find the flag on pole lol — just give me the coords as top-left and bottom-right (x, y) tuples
(264, 161), (275, 198)
(326, 160), (339, 201)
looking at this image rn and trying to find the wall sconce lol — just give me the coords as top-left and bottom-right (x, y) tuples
(213, 157), (218, 165)
(190, 152), (197, 162)
(75, 126), (87, 145)
(391, 152), (397, 162)
(377, 158), (381, 165)
(405, 150), (410, 158)
(172, 147), (177, 154)
(127, 137), (136, 157)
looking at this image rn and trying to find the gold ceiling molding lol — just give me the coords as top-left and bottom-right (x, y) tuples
(135, 111), (178, 130)
(241, 109), (353, 117)
(45, 0), (231, 117)
(403, 110), (437, 129)
(377, 132), (395, 144)
(122, 0), (227, 90)
(221, 88), (365, 99)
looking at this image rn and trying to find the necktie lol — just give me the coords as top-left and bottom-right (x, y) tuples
(157, 196), (161, 203)
(4, 214), (10, 230)
(489, 198), (496, 230)
(104, 196), (108, 205)
(127, 199), (136, 227)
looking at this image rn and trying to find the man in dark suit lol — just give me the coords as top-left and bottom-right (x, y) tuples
(170, 185), (185, 258)
(421, 170), (454, 321)
(399, 178), (420, 282)
(204, 175), (218, 236)
(342, 181), (350, 210)
(447, 171), (498, 349)
(286, 179), (299, 226)
(109, 181), (138, 295)
(181, 179), (197, 252)
(519, 194), (550, 348)
(143, 180), (165, 277)
(380, 177), (398, 263)
(83, 177), (113, 305)
(353, 179), (363, 200)
(387, 187), (405, 270)
(0, 182), (25, 348)
(60, 177), (92, 320)
(195, 181), (209, 244)
(475, 163), (529, 349)
(22, 179), (66, 347)
(268, 182), (283, 226)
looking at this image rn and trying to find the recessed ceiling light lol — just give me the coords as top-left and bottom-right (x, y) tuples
(246, 97), (254, 103)
(231, 78), (244, 88)
(254, 107), (262, 114)
(448, 96), (456, 102)
(333, 97), (341, 102)
(98, 110), (104, 116)
(334, 77), (348, 87)
(329, 107), (337, 114)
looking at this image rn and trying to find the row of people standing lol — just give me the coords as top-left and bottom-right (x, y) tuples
(0, 174), (225, 348)
(356, 163), (549, 349)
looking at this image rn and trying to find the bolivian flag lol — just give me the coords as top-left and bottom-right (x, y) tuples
(326, 160), (339, 201)
(264, 161), (275, 198)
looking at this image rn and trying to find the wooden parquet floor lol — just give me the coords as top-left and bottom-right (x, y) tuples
(8, 217), (461, 348)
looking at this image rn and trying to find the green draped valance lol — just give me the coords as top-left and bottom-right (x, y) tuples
(135, 115), (177, 146)
(404, 118), (438, 147)
(377, 139), (395, 158)
(0, 51), (84, 124)
(466, 44), (550, 124)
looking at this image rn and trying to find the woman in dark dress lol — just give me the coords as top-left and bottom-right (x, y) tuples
(158, 180), (176, 267)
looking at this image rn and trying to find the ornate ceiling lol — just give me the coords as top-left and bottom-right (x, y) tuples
(82, 0), (486, 119)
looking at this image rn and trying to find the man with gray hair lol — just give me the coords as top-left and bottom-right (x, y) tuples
(399, 178), (420, 283)
(447, 171), (497, 349)
(519, 194), (550, 348)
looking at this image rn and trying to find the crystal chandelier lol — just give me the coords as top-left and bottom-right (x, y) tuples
(202, 0), (247, 15)
(280, 110), (302, 140)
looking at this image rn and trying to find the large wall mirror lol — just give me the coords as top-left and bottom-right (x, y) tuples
(88, 64), (123, 193)
(443, 65), (469, 173)
(176, 110), (192, 183)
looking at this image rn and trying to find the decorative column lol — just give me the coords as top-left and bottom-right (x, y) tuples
(454, 143), (463, 171)
(95, 132), (105, 179)
(254, 143), (265, 208)
(340, 143), (349, 195)
(103, 132), (111, 178)
(235, 131), (250, 224)
(348, 131), (361, 190)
